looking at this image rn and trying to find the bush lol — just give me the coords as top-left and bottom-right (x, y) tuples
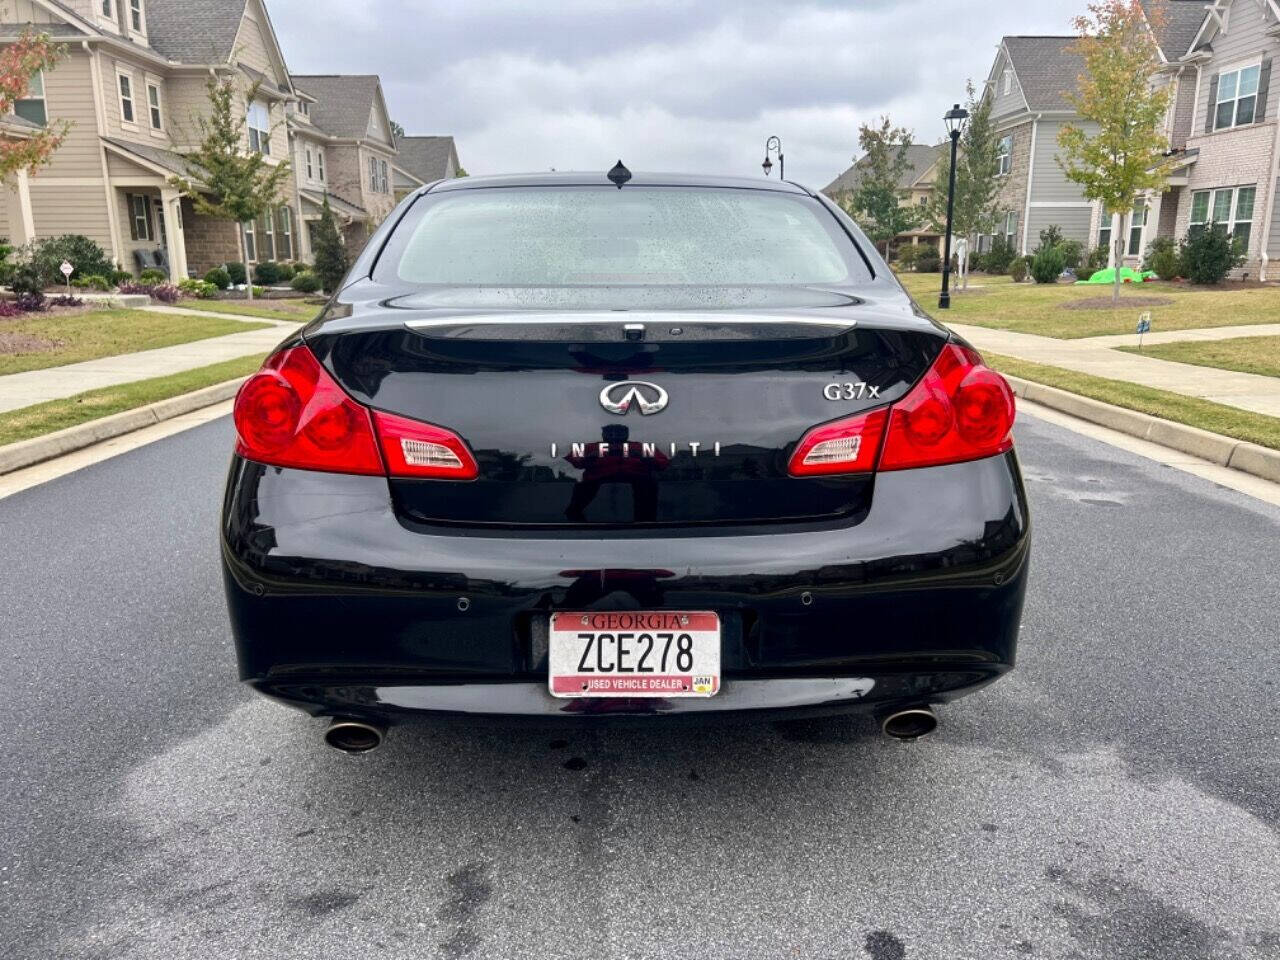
(896, 245), (919, 270)
(1009, 258), (1028, 283)
(982, 236), (1016, 274)
(277, 262), (296, 281)
(225, 262), (247, 285)
(150, 283), (181, 303)
(109, 269), (133, 287)
(72, 274), (112, 291)
(291, 271), (322, 293)
(204, 266), (232, 290)
(0, 301), (22, 317)
(1030, 245), (1066, 283)
(178, 277), (217, 299)
(139, 268), (167, 285)
(1179, 224), (1244, 285)
(1084, 244), (1110, 277)
(48, 294), (84, 308)
(19, 234), (114, 285)
(16, 291), (47, 311)
(1057, 239), (1083, 272)
(253, 260), (284, 285)
(1037, 224), (1064, 251)
(1143, 237), (1180, 280)
(915, 249), (941, 273)
(8, 262), (44, 296)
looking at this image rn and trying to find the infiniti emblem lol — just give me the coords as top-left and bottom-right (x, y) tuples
(599, 380), (669, 416)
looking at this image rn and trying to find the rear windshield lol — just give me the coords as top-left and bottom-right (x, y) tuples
(378, 186), (870, 293)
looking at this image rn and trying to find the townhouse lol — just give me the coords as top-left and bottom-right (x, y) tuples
(821, 143), (949, 255)
(0, 0), (461, 279)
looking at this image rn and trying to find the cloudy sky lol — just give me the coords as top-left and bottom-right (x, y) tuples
(268, 0), (1085, 188)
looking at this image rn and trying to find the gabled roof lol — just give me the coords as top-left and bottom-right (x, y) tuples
(299, 189), (368, 221)
(395, 136), (458, 183)
(822, 143), (945, 196)
(1002, 36), (1085, 112)
(145, 0), (248, 63)
(292, 74), (390, 143)
(103, 137), (192, 177)
(0, 20), (85, 38)
(1139, 0), (1211, 60)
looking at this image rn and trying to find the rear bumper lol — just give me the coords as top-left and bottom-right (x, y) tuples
(221, 452), (1030, 721)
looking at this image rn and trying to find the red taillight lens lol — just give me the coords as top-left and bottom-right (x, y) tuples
(374, 410), (479, 480)
(234, 346), (477, 480)
(879, 344), (1015, 471)
(788, 408), (889, 477)
(787, 344), (1014, 477)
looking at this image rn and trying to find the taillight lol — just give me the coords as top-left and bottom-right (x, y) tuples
(787, 344), (1014, 477)
(233, 346), (477, 479)
(879, 344), (1014, 471)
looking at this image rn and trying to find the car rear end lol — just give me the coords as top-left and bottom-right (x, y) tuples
(220, 174), (1029, 729)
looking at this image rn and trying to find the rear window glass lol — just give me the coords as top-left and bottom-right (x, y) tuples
(382, 186), (866, 289)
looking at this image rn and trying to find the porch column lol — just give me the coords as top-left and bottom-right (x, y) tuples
(1143, 192), (1162, 261)
(6, 168), (36, 245)
(161, 187), (188, 280)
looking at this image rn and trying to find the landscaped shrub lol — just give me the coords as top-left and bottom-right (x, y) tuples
(252, 260), (284, 285)
(139, 268), (167, 285)
(0, 243), (14, 287)
(291, 271), (322, 293)
(1009, 258), (1028, 283)
(109, 269), (133, 286)
(1030, 245), (1066, 283)
(276, 262), (296, 281)
(150, 283), (181, 303)
(915, 248), (941, 272)
(8, 262), (44, 296)
(1143, 237), (1180, 280)
(16, 291), (47, 311)
(225, 262), (248, 285)
(1037, 225), (1064, 250)
(0, 301), (22, 317)
(982, 236), (1016, 274)
(204, 266), (232, 290)
(896, 245), (919, 270)
(1179, 224), (1243, 285)
(178, 277), (217, 299)
(1084, 244), (1110, 278)
(20, 234), (114, 285)
(48, 295), (84, 308)
(71, 274), (112, 291)
(1057, 239), (1083, 272)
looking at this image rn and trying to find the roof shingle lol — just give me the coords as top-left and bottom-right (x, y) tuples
(144, 0), (248, 63)
(1002, 36), (1085, 112)
(1139, 0), (1209, 60)
(292, 74), (383, 141)
(395, 136), (458, 183)
(823, 143), (945, 196)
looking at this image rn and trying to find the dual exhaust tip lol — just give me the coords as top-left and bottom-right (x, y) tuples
(323, 707), (937, 751)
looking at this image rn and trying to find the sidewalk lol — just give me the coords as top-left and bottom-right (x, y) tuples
(951, 322), (1280, 419)
(0, 319), (294, 414)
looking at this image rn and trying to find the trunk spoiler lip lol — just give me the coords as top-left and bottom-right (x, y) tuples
(401, 311), (859, 331)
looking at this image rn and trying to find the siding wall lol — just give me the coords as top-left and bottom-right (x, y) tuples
(1193, 2), (1276, 131)
(1269, 176), (1280, 257)
(1029, 120), (1098, 204)
(989, 51), (1028, 120)
(1026, 206), (1093, 248)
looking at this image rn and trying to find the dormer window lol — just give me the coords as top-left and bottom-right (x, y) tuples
(1002, 69), (1012, 96)
(101, 0), (112, 15)
(247, 99), (270, 154)
(130, 0), (143, 32)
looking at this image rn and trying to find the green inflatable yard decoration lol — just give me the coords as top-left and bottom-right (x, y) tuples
(1076, 267), (1156, 284)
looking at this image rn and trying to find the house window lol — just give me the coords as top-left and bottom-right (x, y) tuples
(996, 135), (1012, 176)
(14, 70), (47, 126)
(299, 101), (309, 117)
(127, 193), (153, 241)
(369, 155), (379, 191)
(276, 207), (294, 261)
(146, 82), (162, 131)
(1127, 202), (1147, 256)
(130, 0), (143, 32)
(118, 72), (135, 124)
(257, 210), (275, 262)
(243, 220), (256, 262)
(1098, 217), (1112, 255)
(379, 159), (389, 193)
(305, 147), (313, 179)
(1215, 64), (1261, 130)
(247, 99), (270, 154)
(1003, 211), (1017, 247)
(1190, 185), (1257, 250)
(317, 150), (325, 182)
(101, 1), (112, 16)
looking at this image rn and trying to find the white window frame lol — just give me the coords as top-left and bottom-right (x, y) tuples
(1098, 219), (1113, 255)
(101, 0), (112, 18)
(116, 69), (136, 127)
(1191, 185), (1257, 251)
(128, 192), (152, 242)
(369, 155), (379, 191)
(1214, 62), (1261, 131)
(1127, 201), (1147, 256)
(243, 220), (257, 262)
(317, 149), (325, 182)
(379, 158), (389, 193)
(276, 207), (294, 261)
(145, 77), (163, 133)
(129, 0), (144, 33)
(996, 135), (1013, 176)
(247, 98), (270, 155)
(305, 147), (314, 180)
(14, 69), (47, 127)
(1002, 211), (1017, 247)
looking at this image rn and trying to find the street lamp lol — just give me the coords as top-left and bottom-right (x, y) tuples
(938, 103), (969, 310)
(762, 136), (783, 179)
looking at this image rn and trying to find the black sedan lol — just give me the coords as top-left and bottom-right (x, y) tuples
(221, 169), (1029, 751)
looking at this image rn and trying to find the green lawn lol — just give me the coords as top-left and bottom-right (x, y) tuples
(177, 298), (322, 322)
(1118, 335), (1280, 379)
(894, 271), (1280, 340)
(0, 354), (265, 447)
(986, 352), (1280, 451)
(0, 309), (269, 376)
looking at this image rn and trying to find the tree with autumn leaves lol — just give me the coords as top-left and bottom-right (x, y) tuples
(1058, 0), (1175, 303)
(0, 29), (68, 185)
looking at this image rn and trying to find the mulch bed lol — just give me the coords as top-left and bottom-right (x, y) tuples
(1061, 296), (1175, 310)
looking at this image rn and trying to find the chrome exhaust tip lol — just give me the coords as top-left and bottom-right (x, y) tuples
(323, 718), (386, 754)
(880, 706), (938, 741)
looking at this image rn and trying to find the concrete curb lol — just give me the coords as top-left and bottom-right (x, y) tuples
(1006, 375), (1280, 485)
(0, 377), (245, 475)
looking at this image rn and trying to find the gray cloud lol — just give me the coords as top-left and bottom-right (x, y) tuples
(267, 0), (1084, 187)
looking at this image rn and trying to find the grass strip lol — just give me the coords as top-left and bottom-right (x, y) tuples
(0, 354), (266, 447)
(175, 299), (320, 322)
(985, 352), (1280, 451)
(1116, 335), (1280, 379)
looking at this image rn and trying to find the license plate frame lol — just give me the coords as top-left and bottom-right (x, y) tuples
(547, 611), (721, 698)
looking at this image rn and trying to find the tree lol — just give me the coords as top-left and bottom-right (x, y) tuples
(169, 78), (291, 300)
(837, 117), (919, 256)
(924, 82), (1001, 290)
(1058, 1), (1175, 303)
(311, 195), (348, 294)
(390, 120), (405, 142)
(0, 29), (69, 185)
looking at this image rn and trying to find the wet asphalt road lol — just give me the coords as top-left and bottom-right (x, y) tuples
(1, 412), (1278, 960)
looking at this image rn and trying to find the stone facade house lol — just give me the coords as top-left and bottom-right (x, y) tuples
(821, 143), (948, 255)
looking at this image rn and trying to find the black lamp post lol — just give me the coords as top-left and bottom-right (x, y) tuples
(762, 136), (783, 179)
(938, 103), (968, 310)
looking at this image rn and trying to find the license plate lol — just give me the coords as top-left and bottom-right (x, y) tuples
(548, 611), (721, 698)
